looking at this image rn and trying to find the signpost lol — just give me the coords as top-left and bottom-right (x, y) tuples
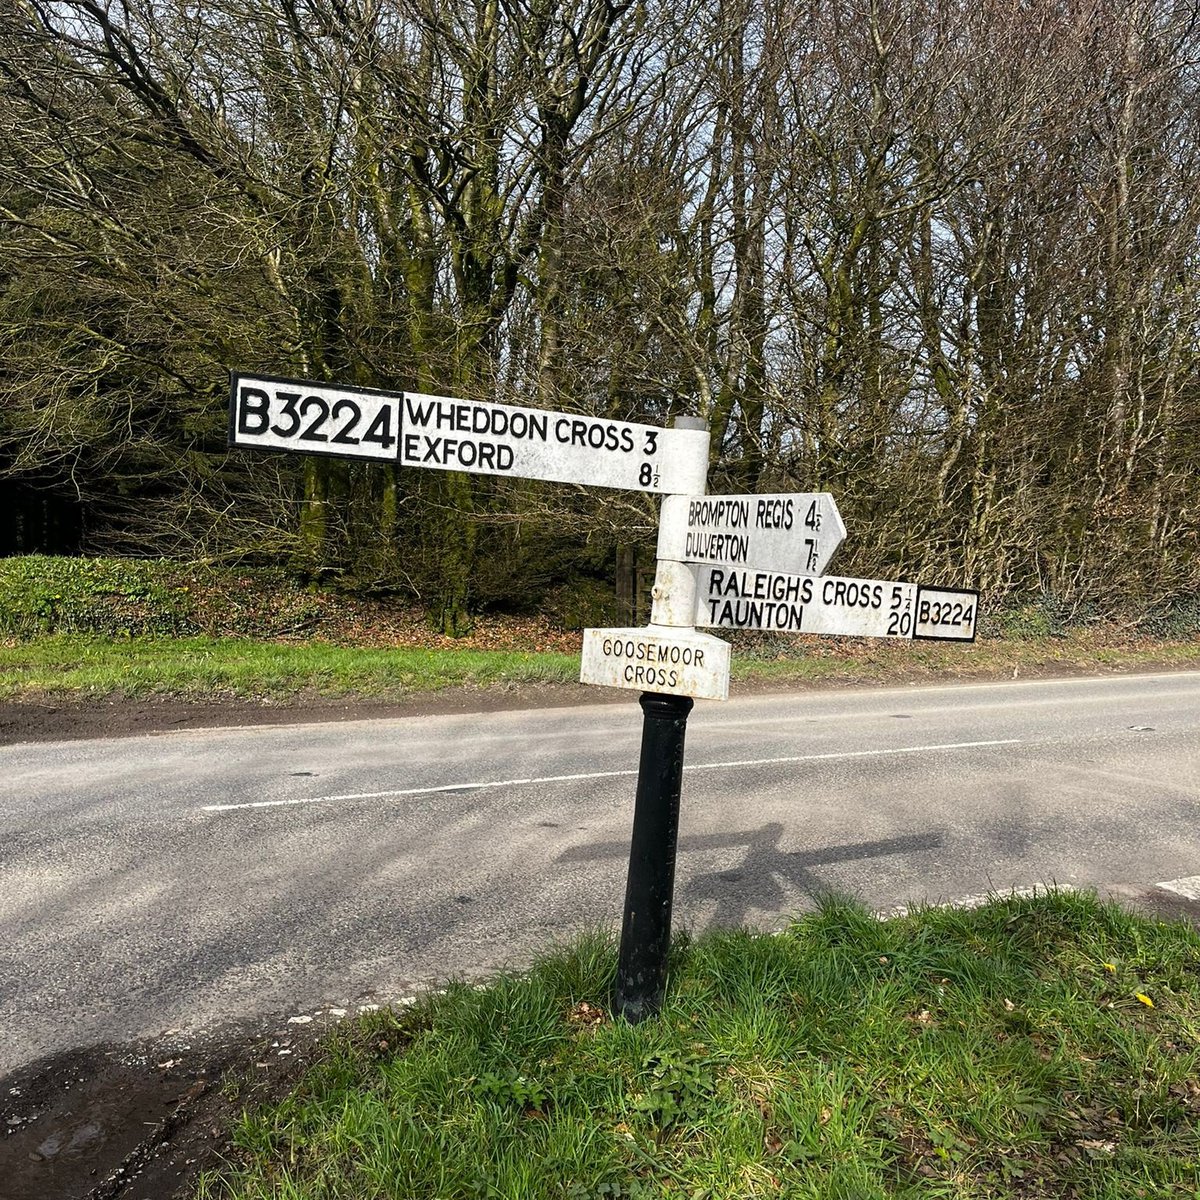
(228, 366), (981, 1025)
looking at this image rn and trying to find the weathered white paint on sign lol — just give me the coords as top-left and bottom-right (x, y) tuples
(694, 566), (920, 639)
(648, 558), (700, 628)
(228, 375), (401, 462)
(694, 569), (981, 642)
(580, 627), (731, 700)
(229, 373), (710, 494)
(913, 586), (979, 642)
(399, 392), (708, 493)
(657, 493), (846, 576)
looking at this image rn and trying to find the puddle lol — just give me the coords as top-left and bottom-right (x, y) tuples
(31, 1118), (106, 1161)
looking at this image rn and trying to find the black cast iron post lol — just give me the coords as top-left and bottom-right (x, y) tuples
(613, 690), (694, 1022)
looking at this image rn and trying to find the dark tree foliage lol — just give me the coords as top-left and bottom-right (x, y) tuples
(1, 0), (1197, 623)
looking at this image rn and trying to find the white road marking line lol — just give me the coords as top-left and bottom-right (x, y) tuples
(1157, 875), (1200, 901)
(200, 767), (640, 811)
(681, 739), (1020, 774)
(199, 738), (1021, 813)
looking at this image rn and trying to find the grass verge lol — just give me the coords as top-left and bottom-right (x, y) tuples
(1, 556), (1197, 703)
(732, 630), (1200, 688)
(197, 892), (1200, 1200)
(1, 630), (1198, 703)
(0, 635), (580, 701)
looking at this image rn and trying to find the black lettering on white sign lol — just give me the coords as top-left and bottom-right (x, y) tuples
(230, 374), (709, 493)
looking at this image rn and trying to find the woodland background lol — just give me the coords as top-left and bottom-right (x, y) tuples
(2, 0), (1198, 633)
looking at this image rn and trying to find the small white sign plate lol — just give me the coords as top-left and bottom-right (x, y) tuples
(229, 373), (710, 494)
(657, 493), (846, 576)
(694, 566), (920, 639)
(913, 586), (979, 642)
(580, 627), (731, 700)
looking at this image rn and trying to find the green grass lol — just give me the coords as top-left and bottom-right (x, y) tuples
(732, 633), (1200, 686)
(0, 635), (580, 700)
(1, 556), (1197, 703)
(197, 892), (1200, 1199)
(2, 631), (1200, 703)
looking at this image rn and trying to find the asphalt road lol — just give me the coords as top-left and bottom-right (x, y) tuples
(2, 671), (1199, 1074)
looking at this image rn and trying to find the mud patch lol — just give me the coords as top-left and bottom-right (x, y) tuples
(0, 1016), (335, 1200)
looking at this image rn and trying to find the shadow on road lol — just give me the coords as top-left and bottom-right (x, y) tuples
(559, 824), (946, 929)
